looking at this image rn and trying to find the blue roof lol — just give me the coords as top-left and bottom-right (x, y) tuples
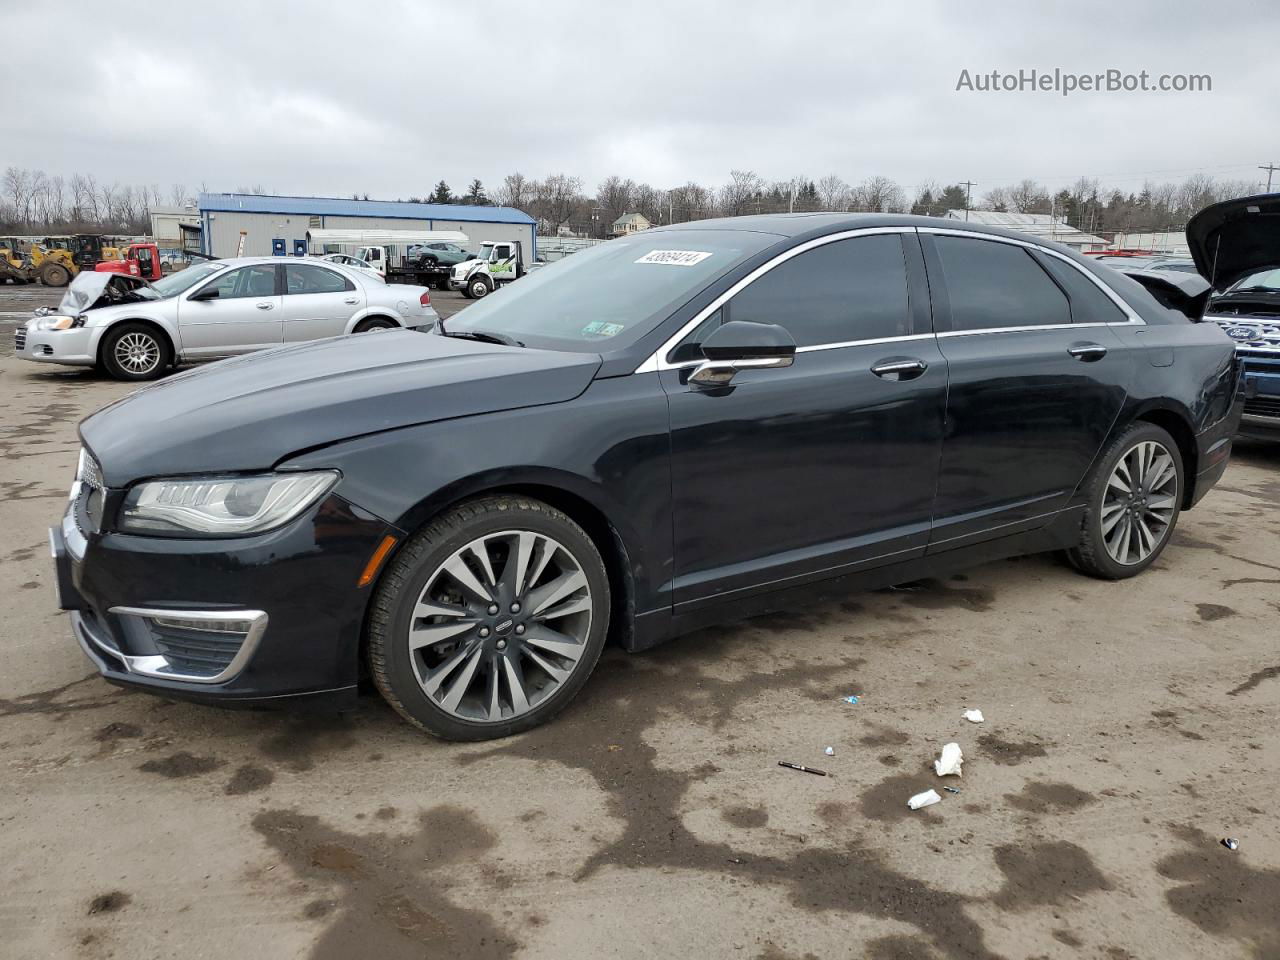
(198, 192), (535, 225)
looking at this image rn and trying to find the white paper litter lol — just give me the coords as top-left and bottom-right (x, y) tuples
(908, 789), (942, 810)
(934, 742), (964, 777)
(963, 709), (985, 724)
(824, 746), (834, 756)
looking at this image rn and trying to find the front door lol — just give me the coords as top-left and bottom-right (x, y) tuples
(281, 262), (363, 341)
(661, 231), (946, 611)
(920, 232), (1134, 549)
(177, 263), (284, 357)
(488, 243), (517, 283)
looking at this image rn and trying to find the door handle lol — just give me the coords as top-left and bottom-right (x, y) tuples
(256, 302), (274, 310)
(343, 297), (359, 304)
(1068, 342), (1107, 361)
(871, 358), (928, 381)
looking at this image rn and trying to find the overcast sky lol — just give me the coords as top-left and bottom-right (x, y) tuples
(3, 0), (1275, 201)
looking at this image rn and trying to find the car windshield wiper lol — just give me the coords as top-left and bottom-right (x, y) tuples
(440, 328), (525, 347)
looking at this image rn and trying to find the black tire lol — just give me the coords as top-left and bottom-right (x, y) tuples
(1065, 422), (1184, 580)
(433, 278), (449, 291)
(40, 262), (70, 287)
(468, 276), (490, 299)
(421, 256), (438, 268)
(353, 316), (397, 333)
(368, 495), (611, 741)
(100, 322), (172, 382)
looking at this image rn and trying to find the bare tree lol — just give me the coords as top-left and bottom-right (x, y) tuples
(817, 174), (851, 211)
(4, 166), (32, 227)
(981, 187), (1010, 212)
(667, 182), (711, 222)
(851, 176), (906, 213)
(1007, 179), (1050, 214)
(596, 176), (636, 231)
(98, 182), (118, 225)
(632, 183), (663, 224)
(531, 174), (583, 235)
(169, 184), (190, 207)
(494, 172), (532, 209)
(720, 170), (763, 217)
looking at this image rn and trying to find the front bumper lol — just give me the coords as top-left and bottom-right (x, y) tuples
(1235, 348), (1280, 441)
(52, 493), (396, 709)
(14, 324), (95, 366)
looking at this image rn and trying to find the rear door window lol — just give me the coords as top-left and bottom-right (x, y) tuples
(284, 263), (354, 295)
(1035, 253), (1129, 324)
(933, 236), (1070, 330)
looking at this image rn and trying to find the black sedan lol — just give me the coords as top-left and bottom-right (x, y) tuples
(53, 214), (1242, 740)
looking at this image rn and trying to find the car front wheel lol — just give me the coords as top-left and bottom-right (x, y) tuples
(368, 495), (611, 740)
(1066, 422), (1183, 579)
(100, 323), (172, 381)
(468, 277), (490, 299)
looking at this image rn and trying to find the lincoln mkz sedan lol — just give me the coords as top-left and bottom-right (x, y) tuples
(16, 256), (437, 381)
(52, 214), (1242, 740)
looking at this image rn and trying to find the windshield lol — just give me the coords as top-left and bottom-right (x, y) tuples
(150, 261), (224, 298)
(445, 230), (776, 351)
(1224, 267), (1280, 293)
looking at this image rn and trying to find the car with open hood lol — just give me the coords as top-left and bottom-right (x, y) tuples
(52, 213), (1241, 740)
(15, 256), (437, 381)
(1188, 194), (1280, 440)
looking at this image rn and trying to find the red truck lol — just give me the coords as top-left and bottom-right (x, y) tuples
(95, 242), (162, 281)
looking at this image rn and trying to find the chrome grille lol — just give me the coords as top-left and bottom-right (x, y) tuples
(14, 327), (26, 350)
(1244, 396), (1280, 419)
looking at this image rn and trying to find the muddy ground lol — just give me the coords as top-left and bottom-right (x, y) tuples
(1, 283), (1278, 959)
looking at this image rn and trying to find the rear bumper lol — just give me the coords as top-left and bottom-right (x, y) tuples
(52, 494), (394, 710)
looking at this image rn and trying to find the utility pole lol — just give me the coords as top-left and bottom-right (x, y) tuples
(1260, 163), (1279, 193)
(960, 180), (976, 221)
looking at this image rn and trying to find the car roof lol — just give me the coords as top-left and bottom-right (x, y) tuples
(651, 211), (1093, 249)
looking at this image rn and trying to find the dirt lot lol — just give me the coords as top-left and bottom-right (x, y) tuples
(1, 283), (1279, 960)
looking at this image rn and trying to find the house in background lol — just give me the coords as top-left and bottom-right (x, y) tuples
(612, 212), (651, 236)
(943, 209), (1107, 252)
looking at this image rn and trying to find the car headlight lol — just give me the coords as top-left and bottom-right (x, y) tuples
(30, 315), (84, 331)
(119, 471), (339, 537)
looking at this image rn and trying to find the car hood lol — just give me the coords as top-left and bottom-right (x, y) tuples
(1186, 193), (1280, 290)
(54, 272), (153, 316)
(81, 330), (602, 487)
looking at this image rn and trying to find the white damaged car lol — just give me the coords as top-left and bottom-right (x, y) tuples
(14, 257), (438, 381)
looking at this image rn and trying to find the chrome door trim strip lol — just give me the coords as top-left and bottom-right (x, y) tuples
(635, 226), (918, 373)
(795, 332), (936, 354)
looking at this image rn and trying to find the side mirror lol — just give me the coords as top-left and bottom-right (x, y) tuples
(690, 321), (796, 387)
(188, 285), (220, 301)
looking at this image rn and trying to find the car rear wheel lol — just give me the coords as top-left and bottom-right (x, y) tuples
(353, 317), (397, 333)
(1066, 422), (1183, 579)
(368, 495), (611, 740)
(100, 323), (172, 381)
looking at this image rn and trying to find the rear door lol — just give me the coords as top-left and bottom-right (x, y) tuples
(662, 230), (946, 610)
(177, 263), (283, 357)
(280, 262), (363, 342)
(920, 231), (1136, 550)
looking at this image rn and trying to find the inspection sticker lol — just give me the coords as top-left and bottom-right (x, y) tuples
(635, 250), (713, 266)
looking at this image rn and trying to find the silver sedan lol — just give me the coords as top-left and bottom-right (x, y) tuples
(14, 257), (439, 381)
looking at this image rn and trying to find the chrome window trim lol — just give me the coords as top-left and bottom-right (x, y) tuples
(796, 332), (935, 353)
(635, 226), (917, 373)
(917, 226), (1146, 328)
(634, 224), (1145, 374)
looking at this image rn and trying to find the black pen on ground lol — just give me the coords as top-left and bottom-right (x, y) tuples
(778, 761), (828, 777)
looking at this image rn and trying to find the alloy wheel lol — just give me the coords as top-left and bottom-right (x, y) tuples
(406, 530), (593, 723)
(114, 332), (161, 375)
(1101, 440), (1178, 565)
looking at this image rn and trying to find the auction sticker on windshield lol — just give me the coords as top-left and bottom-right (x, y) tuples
(635, 250), (713, 266)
